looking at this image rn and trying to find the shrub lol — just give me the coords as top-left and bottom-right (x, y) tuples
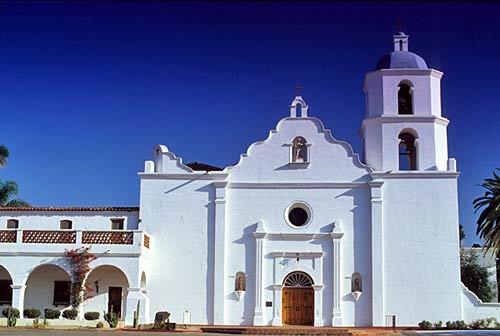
(445, 320), (468, 330)
(2, 307), (19, 318)
(486, 317), (500, 329)
(418, 320), (433, 330)
(96, 321), (104, 328)
(44, 308), (61, 319)
(104, 311), (118, 328)
(433, 320), (443, 329)
(2, 307), (19, 327)
(24, 308), (41, 319)
(84, 311), (100, 320)
(470, 319), (488, 330)
(62, 308), (78, 320)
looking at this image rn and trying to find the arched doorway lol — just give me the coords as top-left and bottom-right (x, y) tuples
(282, 271), (314, 326)
(83, 265), (129, 319)
(0, 266), (13, 308)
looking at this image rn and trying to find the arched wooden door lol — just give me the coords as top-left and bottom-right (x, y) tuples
(282, 272), (314, 326)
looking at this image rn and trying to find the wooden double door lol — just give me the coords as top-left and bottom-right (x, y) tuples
(282, 287), (314, 326)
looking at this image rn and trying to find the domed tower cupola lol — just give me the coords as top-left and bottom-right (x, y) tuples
(361, 31), (453, 173)
(375, 32), (428, 70)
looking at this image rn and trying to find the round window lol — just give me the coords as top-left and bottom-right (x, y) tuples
(285, 202), (312, 227)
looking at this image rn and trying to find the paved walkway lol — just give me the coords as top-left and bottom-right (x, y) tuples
(0, 329), (221, 336)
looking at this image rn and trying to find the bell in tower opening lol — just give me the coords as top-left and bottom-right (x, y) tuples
(398, 83), (413, 115)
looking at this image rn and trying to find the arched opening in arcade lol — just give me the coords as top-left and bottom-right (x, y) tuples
(0, 266), (13, 308)
(24, 264), (72, 313)
(83, 265), (129, 319)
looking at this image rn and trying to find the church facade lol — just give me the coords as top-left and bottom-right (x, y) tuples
(0, 33), (498, 327)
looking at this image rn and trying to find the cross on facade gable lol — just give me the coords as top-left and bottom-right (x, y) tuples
(156, 146), (162, 156)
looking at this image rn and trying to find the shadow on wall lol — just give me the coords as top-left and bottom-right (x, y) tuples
(197, 184), (215, 325)
(233, 223), (258, 325)
(310, 235), (333, 325)
(334, 188), (372, 326)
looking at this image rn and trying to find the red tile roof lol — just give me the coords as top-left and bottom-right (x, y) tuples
(0, 207), (139, 212)
(186, 161), (223, 172)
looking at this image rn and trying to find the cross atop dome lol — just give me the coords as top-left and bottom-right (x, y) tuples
(295, 83), (303, 97)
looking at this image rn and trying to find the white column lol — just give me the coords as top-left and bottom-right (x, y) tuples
(370, 181), (384, 326)
(213, 181), (227, 325)
(312, 284), (324, 326)
(271, 285), (283, 326)
(253, 221), (266, 326)
(75, 229), (83, 245)
(125, 287), (144, 326)
(140, 289), (151, 324)
(330, 230), (343, 326)
(10, 284), (25, 318)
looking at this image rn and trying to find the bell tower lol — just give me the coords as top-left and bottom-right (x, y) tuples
(361, 32), (455, 172)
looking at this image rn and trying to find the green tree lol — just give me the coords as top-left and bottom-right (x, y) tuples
(0, 145), (9, 168)
(0, 145), (29, 207)
(459, 224), (465, 246)
(460, 249), (495, 302)
(473, 169), (500, 300)
(459, 224), (495, 302)
(474, 169), (500, 251)
(0, 180), (30, 207)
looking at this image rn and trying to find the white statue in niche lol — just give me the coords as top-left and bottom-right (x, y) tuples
(292, 136), (308, 163)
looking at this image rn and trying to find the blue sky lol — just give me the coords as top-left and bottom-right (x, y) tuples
(0, 2), (498, 245)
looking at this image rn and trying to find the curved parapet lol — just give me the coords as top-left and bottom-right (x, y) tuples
(150, 144), (194, 174)
(224, 116), (372, 182)
(461, 283), (500, 321)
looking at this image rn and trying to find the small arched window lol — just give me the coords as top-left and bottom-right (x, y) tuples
(235, 271), (246, 291)
(399, 132), (417, 170)
(6, 219), (18, 229)
(351, 272), (362, 292)
(398, 83), (413, 115)
(60, 220), (72, 230)
(291, 136), (308, 163)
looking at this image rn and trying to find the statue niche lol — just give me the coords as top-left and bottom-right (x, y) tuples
(291, 136), (308, 163)
(235, 271), (246, 292)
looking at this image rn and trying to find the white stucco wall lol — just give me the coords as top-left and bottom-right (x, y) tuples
(139, 177), (216, 324)
(0, 211), (139, 231)
(381, 175), (463, 325)
(461, 284), (500, 321)
(224, 186), (373, 326)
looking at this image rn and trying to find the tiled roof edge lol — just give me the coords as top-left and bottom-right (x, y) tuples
(0, 207), (139, 212)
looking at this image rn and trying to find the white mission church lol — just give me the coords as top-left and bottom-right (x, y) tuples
(0, 32), (498, 327)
